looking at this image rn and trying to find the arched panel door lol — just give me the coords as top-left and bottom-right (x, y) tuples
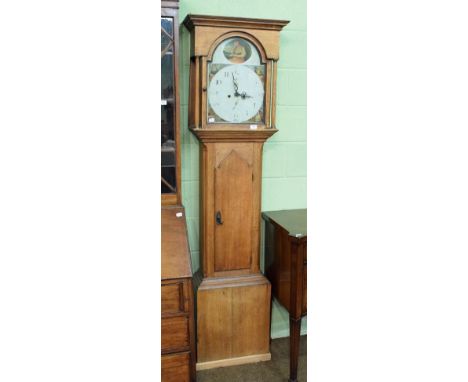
(214, 149), (253, 272)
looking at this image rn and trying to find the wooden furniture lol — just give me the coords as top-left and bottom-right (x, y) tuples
(161, 207), (196, 382)
(161, 0), (181, 206)
(263, 209), (307, 382)
(183, 15), (289, 370)
(161, 2), (196, 381)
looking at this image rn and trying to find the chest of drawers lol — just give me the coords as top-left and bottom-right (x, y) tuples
(161, 206), (196, 382)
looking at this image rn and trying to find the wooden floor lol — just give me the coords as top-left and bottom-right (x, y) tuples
(196, 336), (307, 382)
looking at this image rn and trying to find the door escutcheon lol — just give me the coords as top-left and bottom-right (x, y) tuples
(215, 211), (224, 225)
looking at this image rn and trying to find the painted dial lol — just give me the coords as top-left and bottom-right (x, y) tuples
(208, 65), (264, 123)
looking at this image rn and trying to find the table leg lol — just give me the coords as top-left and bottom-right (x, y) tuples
(289, 316), (302, 382)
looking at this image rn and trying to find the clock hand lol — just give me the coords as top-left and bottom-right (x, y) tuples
(240, 91), (252, 99)
(232, 73), (240, 96)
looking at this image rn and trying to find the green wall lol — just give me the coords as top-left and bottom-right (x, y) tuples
(178, 0), (307, 338)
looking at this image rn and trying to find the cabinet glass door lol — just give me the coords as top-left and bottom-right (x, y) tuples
(161, 17), (176, 195)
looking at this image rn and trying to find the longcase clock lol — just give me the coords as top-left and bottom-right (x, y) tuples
(183, 14), (289, 369)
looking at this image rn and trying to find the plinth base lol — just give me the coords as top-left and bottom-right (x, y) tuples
(196, 274), (271, 366)
(196, 352), (271, 370)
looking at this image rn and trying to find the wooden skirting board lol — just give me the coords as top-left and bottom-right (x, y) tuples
(196, 353), (271, 371)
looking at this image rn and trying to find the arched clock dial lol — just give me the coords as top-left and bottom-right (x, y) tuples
(206, 37), (266, 124)
(208, 65), (264, 123)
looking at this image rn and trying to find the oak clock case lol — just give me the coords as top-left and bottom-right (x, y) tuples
(183, 15), (289, 370)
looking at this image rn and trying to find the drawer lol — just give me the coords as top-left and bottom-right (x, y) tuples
(161, 352), (190, 382)
(161, 316), (189, 352)
(162, 282), (186, 315)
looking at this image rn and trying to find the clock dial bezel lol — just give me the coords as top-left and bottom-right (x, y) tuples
(207, 63), (265, 124)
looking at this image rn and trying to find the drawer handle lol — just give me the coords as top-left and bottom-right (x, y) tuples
(215, 211), (224, 225)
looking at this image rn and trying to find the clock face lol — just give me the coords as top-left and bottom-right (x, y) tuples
(208, 65), (264, 123)
(207, 37), (265, 124)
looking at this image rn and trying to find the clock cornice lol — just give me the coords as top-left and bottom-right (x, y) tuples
(183, 14), (289, 32)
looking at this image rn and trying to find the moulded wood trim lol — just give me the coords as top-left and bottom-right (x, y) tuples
(189, 127), (278, 142)
(196, 352), (271, 370)
(183, 14), (289, 32)
(162, 194), (178, 206)
(198, 274), (270, 290)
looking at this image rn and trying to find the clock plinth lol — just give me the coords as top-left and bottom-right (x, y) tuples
(184, 14), (289, 368)
(195, 274), (271, 369)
